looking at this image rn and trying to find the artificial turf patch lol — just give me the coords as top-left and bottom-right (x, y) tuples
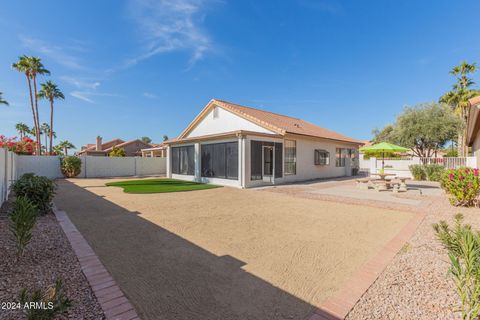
(105, 178), (220, 194)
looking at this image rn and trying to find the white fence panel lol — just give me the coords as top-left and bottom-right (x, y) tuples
(135, 157), (166, 176)
(368, 156), (477, 179)
(0, 149), (6, 205)
(1, 149), (18, 206)
(82, 156), (135, 178)
(17, 155), (63, 179)
(419, 157), (468, 168)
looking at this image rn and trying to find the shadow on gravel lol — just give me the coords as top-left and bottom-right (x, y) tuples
(54, 180), (340, 320)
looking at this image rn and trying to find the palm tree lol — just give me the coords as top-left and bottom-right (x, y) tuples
(58, 140), (75, 156)
(163, 135), (169, 141)
(12, 56), (50, 154)
(440, 61), (480, 157)
(38, 81), (64, 154)
(52, 144), (64, 156)
(40, 123), (56, 153)
(15, 123), (30, 140)
(0, 92), (8, 105)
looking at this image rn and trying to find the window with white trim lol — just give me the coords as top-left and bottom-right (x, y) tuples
(314, 149), (329, 165)
(284, 140), (296, 175)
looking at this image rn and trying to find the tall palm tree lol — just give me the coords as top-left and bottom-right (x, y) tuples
(58, 140), (75, 156)
(38, 81), (64, 154)
(12, 56), (37, 150)
(0, 92), (8, 105)
(40, 123), (50, 153)
(440, 61), (480, 157)
(12, 56), (50, 155)
(15, 123), (30, 140)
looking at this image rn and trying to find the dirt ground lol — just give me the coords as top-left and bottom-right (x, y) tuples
(54, 178), (414, 320)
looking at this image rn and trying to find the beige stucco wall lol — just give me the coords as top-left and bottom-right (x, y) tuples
(244, 135), (358, 188)
(121, 141), (152, 156)
(472, 130), (480, 168)
(167, 134), (359, 188)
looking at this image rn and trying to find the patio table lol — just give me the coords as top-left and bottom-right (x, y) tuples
(370, 173), (396, 191)
(370, 173), (396, 181)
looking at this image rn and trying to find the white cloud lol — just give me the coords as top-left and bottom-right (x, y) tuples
(143, 92), (159, 99)
(126, 0), (214, 67)
(70, 91), (94, 103)
(70, 91), (120, 104)
(19, 35), (85, 70)
(60, 76), (101, 90)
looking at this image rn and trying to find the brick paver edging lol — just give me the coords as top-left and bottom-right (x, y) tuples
(309, 211), (427, 320)
(53, 206), (140, 320)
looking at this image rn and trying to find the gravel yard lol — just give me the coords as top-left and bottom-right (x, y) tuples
(0, 197), (104, 320)
(345, 194), (477, 320)
(54, 178), (414, 320)
(263, 179), (477, 320)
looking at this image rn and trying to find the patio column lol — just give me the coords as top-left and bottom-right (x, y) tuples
(194, 143), (201, 182)
(238, 134), (245, 188)
(166, 146), (171, 178)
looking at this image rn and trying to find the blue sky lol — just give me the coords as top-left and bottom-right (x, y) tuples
(1, 0), (479, 150)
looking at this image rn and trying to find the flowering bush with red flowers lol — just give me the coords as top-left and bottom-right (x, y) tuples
(0, 135), (36, 155)
(441, 167), (480, 206)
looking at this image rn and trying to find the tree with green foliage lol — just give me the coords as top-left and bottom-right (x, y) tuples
(15, 123), (30, 140)
(440, 61), (480, 157)
(0, 92), (8, 105)
(12, 56), (50, 154)
(141, 136), (152, 144)
(38, 81), (64, 155)
(57, 140), (75, 156)
(163, 135), (169, 141)
(373, 103), (462, 157)
(371, 125), (395, 144)
(109, 145), (126, 157)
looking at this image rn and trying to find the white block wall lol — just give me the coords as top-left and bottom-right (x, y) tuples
(15, 155), (166, 179)
(17, 155), (63, 179)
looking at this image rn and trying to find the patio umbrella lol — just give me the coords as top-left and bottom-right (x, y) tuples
(360, 142), (409, 170)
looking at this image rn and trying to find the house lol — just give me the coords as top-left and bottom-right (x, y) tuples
(466, 96), (480, 167)
(78, 136), (153, 157)
(164, 99), (363, 188)
(141, 143), (167, 157)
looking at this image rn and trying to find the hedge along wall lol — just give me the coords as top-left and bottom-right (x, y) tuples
(15, 155), (166, 179)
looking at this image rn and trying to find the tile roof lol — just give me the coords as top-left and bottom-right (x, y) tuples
(213, 99), (361, 144)
(103, 139), (152, 152)
(470, 96), (480, 106)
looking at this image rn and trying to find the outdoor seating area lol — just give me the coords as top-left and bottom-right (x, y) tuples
(356, 174), (409, 193)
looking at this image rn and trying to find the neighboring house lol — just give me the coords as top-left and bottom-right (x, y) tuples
(164, 99), (363, 188)
(78, 136), (153, 157)
(141, 143), (167, 157)
(467, 96), (480, 167)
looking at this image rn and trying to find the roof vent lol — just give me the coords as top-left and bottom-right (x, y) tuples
(213, 107), (219, 119)
(294, 123), (301, 128)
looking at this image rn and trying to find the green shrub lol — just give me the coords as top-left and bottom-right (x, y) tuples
(409, 164), (426, 180)
(11, 173), (56, 214)
(109, 146), (126, 157)
(19, 279), (72, 320)
(425, 164), (445, 182)
(433, 214), (480, 320)
(60, 156), (82, 178)
(441, 168), (480, 206)
(9, 197), (37, 258)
